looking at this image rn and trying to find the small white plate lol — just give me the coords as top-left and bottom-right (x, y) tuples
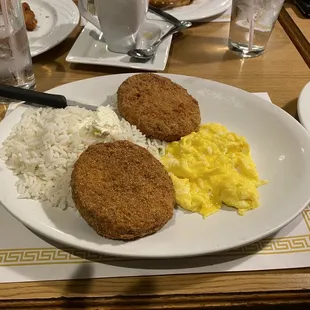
(66, 19), (172, 71)
(27, 0), (80, 57)
(298, 82), (310, 131)
(162, 0), (231, 21)
(1, 74), (310, 258)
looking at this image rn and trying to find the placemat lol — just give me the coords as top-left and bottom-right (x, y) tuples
(1, 93), (309, 283)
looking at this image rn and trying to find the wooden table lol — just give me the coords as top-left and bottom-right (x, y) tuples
(285, 1), (310, 42)
(279, 0), (310, 67)
(1, 18), (310, 310)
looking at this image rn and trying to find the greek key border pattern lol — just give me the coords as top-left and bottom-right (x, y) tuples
(302, 205), (310, 232)
(1, 207), (310, 266)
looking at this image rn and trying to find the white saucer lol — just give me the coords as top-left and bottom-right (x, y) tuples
(66, 19), (173, 71)
(298, 81), (310, 131)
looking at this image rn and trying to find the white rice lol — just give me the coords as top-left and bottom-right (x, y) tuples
(0, 95), (166, 210)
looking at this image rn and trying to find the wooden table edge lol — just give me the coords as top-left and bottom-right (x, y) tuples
(279, 7), (310, 68)
(1, 269), (310, 308)
(1, 291), (310, 309)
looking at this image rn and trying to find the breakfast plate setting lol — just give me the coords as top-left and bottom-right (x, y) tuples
(1, 0), (310, 304)
(1, 73), (310, 258)
(23, 0), (233, 69)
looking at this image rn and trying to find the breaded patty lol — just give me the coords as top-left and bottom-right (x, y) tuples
(149, 0), (193, 9)
(117, 73), (201, 142)
(71, 141), (175, 241)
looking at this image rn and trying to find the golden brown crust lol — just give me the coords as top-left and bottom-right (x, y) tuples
(22, 2), (37, 31)
(117, 73), (201, 142)
(149, 0), (193, 9)
(71, 141), (175, 241)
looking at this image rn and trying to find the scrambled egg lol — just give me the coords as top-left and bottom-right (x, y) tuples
(161, 123), (267, 217)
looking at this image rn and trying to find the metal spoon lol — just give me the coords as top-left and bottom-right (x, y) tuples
(128, 20), (192, 61)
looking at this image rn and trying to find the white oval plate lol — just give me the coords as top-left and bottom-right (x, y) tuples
(27, 0), (80, 57)
(163, 0), (231, 21)
(1, 74), (310, 258)
(298, 81), (310, 132)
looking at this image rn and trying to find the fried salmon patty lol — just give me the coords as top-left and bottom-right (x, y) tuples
(71, 141), (175, 241)
(117, 73), (201, 142)
(149, 0), (193, 9)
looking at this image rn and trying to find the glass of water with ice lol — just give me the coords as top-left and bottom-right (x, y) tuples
(0, 0), (35, 102)
(228, 0), (285, 58)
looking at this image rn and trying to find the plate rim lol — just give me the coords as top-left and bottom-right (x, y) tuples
(297, 81), (310, 131)
(168, 0), (232, 21)
(1, 73), (310, 258)
(29, 0), (80, 57)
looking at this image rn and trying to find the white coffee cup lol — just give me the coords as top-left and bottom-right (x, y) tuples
(78, 0), (148, 54)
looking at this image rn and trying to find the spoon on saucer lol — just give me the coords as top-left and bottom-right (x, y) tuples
(127, 20), (192, 61)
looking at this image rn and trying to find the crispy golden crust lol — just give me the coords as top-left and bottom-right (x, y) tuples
(22, 2), (37, 31)
(149, 0), (193, 9)
(71, 141), (175, 241)
(117, 74), (201, 142)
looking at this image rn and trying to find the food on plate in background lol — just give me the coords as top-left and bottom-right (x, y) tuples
(71, 141), (175, 240)
(117, 73), (201, 142)
(22, 2), (37, 31)
(149, 0), (193, 9)
(161, 123), (267, 217)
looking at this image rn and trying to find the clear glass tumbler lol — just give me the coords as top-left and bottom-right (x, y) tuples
(0, 0), (35, 97)
(228, 0), (285, 58)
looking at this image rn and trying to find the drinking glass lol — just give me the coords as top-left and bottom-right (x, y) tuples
(228, 0), (285, 57)
(0, 0), (35, 102)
